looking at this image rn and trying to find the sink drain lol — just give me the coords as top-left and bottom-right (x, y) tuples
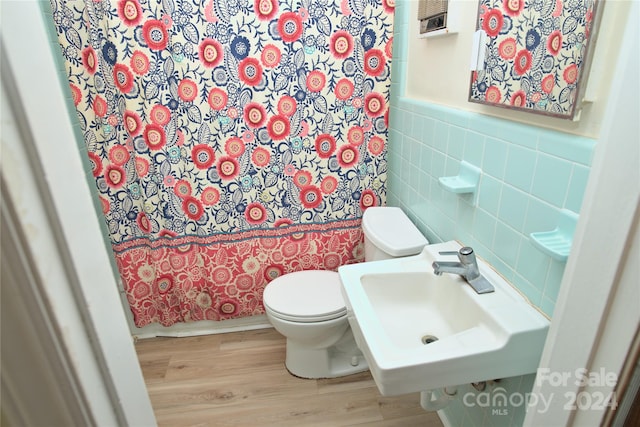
(421, 335), (439, 345)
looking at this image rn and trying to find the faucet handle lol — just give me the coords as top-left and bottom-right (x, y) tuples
(458, 246), (476, 264)
(438, 251), (460, 256)
(458, 247), (480, 280)
(438, 247), (476, 262)
(459, 246), (474, 256)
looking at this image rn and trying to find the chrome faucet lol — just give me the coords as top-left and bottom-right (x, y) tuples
(432, 247), (495, 294)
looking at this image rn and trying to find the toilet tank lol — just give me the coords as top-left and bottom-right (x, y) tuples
(362, 207), (429, 261)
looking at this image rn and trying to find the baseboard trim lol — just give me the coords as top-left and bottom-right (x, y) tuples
(132, 315), (273, 339)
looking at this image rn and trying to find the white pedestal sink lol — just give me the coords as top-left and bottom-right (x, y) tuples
(338, 241), (549, 396)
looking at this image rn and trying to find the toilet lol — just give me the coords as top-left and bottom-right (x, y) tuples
(263, 206), (429, 379)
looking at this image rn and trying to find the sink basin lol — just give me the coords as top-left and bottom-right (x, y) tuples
(338, 241), (549, 396)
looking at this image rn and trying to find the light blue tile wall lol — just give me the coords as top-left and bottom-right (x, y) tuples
(389, 2), (596, 425)
(388, 1), (596, 319)
(387, 98), (596, 317)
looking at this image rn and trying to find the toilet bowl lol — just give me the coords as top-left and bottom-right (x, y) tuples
(263, 270), (365, 378)
(263, 207), (429, 379)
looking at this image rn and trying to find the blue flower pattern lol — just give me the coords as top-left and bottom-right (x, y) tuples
(49, 0), (395, 326)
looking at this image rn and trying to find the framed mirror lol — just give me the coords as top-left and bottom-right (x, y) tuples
(468, 0), (600, 119)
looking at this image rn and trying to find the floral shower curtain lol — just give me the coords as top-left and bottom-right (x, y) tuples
(50, 0), (394, 327)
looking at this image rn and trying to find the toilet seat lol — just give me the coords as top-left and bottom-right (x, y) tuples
(263, 270), (347, 323)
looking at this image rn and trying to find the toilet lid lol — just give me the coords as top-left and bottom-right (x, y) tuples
(263, 270), (347, 322)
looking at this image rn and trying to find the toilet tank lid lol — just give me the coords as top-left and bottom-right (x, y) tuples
(362, 207), (429, 257)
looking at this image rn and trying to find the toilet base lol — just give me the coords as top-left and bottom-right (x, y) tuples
(284, 329), (369, 379)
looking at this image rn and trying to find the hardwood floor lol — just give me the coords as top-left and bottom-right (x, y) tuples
(135, 328), (444, 427)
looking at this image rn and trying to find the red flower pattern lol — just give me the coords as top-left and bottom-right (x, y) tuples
(261, 44), (281, 68)
(334, 78), (354, 101)
(368, 136), (384, 156)
(93, 96), (108, 117)
(88, 152), (103, 177)
(541, 75), (555, 94)
(329, 30), (354, 59)
(109, 145), (130, 165)
(217, 156), (240, 180)
(182, 196), (204, 220)
(482, 9), (503, 38)
(306, 70), (326, 93)
(105, 164), (127, 189)
(123, 110), (142, 136)
(192, 144), (216, 169)
(314, 134), (336, 158)
(267, 115), (290, 140)
(498, 38), (517, 60)
(239, 57), (263, 86)
(70, 84), (82, 105)
(255, 0), (278, 20)
(293, 170), (313, 188)
(510, 90), (526, 107)
(359, 189), (377, 210)
(364, 92), (385, 117)
(547, 30), (563, 56)
(277, 96), (297, 116)
(52, 0), (392, 328)
(208, 88), (228, 110)
(199, 38), (223, 68)
(245, 202), (267, 225)
(486, 86), (502, 103)
(337, 145), (359, 168)
(277, 12), (303, 43)
(364, 49), (385, 77)
(136, 212), (151, 233)
(142, 20), (169, 50)
(178, 79), (198, 102)
(563, 64), (578, 84)
(503, 0), (524, 16)
(514, 49), (532, 75)
(118, 0), (143, 26)
(225, 137), (245, 157)
(300, 185), (322, 209)
(251, 147), (271, 167)
(201, 187), (220, 206)
(130, 50), (150, 75)
(150, 104), (171, 125)
(143, 124), (167, 150)
(244, 102), (267, 128)
(81, 46), (98, 74)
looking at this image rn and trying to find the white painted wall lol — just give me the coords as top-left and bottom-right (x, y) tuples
(0, 1), (156, 425)
(524, 0), (640, 424)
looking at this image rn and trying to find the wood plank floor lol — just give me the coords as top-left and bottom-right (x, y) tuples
(135, 328), (444, 427)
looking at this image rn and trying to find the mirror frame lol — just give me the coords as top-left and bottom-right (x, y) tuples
(468, 0), (601, 120)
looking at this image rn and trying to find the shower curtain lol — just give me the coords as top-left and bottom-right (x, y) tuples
(50, 0), (394, 327)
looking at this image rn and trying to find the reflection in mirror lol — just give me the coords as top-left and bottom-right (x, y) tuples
(468, 0), (601, 119)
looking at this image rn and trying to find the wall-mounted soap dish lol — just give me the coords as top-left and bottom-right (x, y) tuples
(529, 209), (579, 262)
(439, 161), (481, 204)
